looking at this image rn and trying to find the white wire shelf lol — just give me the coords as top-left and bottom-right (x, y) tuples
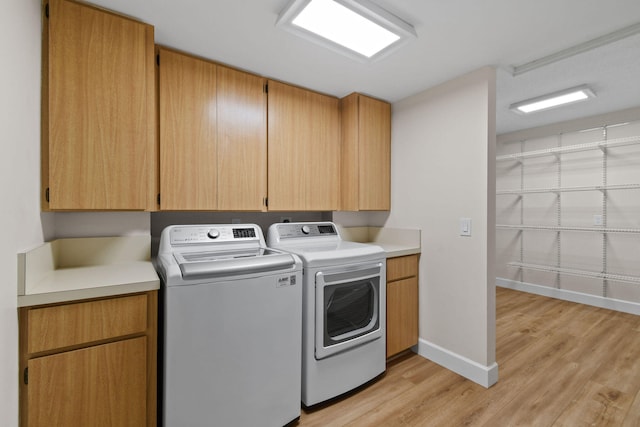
(496, 224), (640, 234)
(496, 135), (640, 162)
(508, 261), (640, 285)
(496, 183), (640, 195)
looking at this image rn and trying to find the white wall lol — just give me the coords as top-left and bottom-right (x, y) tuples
(1, 1), (44, 424)
(384, 67), (497, 386)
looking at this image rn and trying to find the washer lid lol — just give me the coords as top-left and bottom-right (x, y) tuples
(174, 248), (297, 279)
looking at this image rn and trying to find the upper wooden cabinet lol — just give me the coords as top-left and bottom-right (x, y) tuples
(42, 0), (156, 210)
(340, 93), (391, 211)
(158, 48), (267, 211)
(216, 66), (267, 210)
(158, 49), (217, 210)
(267, 81), (340, 211)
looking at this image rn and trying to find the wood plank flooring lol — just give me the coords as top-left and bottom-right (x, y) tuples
(298, 287), (640, 426)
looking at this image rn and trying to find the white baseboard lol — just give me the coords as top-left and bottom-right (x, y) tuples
(416, 339), (498, 388)
(497, 277), (640, 315)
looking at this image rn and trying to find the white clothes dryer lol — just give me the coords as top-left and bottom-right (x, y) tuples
(267, 222), (386, 406)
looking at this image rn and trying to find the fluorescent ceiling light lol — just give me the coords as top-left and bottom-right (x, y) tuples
(276, 0), (416, 62)
(510, 85), (596, 114)
(292, 1), (399, 57)
(512, 23), (640, 76)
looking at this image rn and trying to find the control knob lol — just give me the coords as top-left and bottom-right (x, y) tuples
(207, 229), (220, 239)
(301, 225), (311, 235)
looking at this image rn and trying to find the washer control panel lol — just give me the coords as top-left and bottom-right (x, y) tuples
(169, 225), (258, 245)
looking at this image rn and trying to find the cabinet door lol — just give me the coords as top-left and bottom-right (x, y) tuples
(386, 254), (419, 282)
(340, 93), (391, 211)
(27, 337), (147, 427)
(217, 66), (267, 211)
(267, 81), (340, 211)
(26, 294), (148, 353)
(358, 95), (391, 210)
(44, 0), (155, 210)
(386, 277), (418, 357)
(158, 48), (218, 210)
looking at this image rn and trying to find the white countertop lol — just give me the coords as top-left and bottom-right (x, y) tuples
(372, 242), (421, 258)
(18, 236), (160, 307)
(338, 226), (421, 258)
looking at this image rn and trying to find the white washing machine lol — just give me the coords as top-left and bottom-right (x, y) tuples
(156, 224), (302, 427)
(267, 222), (386, 406)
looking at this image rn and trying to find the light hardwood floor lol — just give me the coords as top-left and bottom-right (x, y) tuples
(299, 287), (640, 426)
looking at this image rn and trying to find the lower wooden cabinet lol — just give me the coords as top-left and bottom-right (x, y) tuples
(19, 292), (157, 427)
(386, 255), (419, 358)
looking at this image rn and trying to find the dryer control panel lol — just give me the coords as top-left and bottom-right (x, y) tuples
(271, 222), (338, 239)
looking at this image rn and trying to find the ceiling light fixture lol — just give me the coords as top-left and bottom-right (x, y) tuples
(276, 0), (416, 62)
(512, 22), (640, 76)
(509, 85), (596, 114)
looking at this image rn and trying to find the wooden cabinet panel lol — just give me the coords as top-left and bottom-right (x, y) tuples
(386, 277), (418, 358)
(340, 94), (359, 210)
(27, 294), (147, 353)
(386, 254), (419, 358)
(340, 93), (391, 211)
(158, 48), (218, 210)
(358, 95), (391, 210)
(27, 337), (147, 427)
(387, 254), (419, 282)
(43, 0), (155, 210)
(158, 50), (267, 211)
(267, 80), (340, 211)
(216, 66), (267, 210)
(267, 81), (306, 210)
(305, 90), (341, 211)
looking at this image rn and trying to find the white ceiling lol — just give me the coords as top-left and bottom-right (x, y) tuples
(89, 0), (640, 135)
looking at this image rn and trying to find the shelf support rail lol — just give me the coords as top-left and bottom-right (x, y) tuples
(601, 126), (609, 297)
(556, 133), (562, 289)
(496, 224), (640, 234)
(496, 135), (640, 162)
(496, 183), (640, 195)
(508, 262), (640, 285)
(519, 140), (525, 283)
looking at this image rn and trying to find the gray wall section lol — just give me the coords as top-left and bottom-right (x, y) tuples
(151, 211), (332, 256)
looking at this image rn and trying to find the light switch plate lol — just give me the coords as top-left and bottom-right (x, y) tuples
(593, 214), (603, 226)
(459, 218), (472, 236)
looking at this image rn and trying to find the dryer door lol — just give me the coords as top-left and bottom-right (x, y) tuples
(314, 263), (383, 360)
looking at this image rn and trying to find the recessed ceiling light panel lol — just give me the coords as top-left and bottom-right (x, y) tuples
(276, 0), (416, 62)
(509, 85), (596, 114)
